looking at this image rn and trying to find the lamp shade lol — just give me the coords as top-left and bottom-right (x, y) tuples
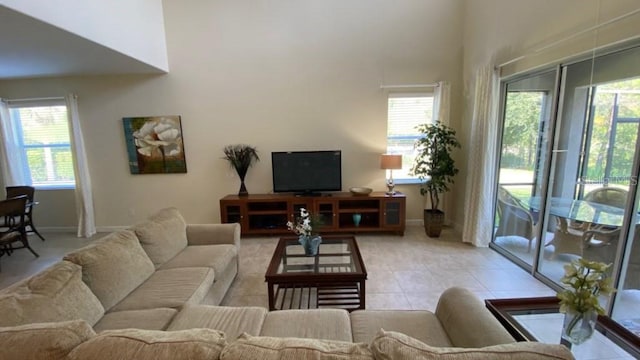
(380, 154), (402, 170)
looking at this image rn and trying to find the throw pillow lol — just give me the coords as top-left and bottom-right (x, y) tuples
(63, 230), (155, 310)
(220, 333), (374, 360)
(0, 260), (105, 327)
(132, 207), (188, 268)
(67, 328), (227, 360)
(370, 329), (574, 360)
(0, 320), (95, 360)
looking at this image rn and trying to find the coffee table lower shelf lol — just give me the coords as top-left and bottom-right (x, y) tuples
(269, 282), (364, 311)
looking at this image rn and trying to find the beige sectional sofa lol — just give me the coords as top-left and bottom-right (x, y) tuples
(0, 207), (574, 359)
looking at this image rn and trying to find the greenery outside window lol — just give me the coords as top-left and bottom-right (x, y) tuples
(7, 100), (76, 189)
(387, 93), (434, 183)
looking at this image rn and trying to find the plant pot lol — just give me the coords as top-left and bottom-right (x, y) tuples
(423, 209), (444, 237)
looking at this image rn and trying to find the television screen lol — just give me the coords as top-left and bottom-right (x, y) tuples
(272, 150), (342, 194)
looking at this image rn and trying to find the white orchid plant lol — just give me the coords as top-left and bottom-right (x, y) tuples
(558, 258), (615, 315)
(286, 208), (322, 237)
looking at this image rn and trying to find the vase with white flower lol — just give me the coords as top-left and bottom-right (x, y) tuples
(286, 208), (323, 256)
(557, 258), (615, 345)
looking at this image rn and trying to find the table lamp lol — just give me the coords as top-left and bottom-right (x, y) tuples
(380, 154), (402, 195)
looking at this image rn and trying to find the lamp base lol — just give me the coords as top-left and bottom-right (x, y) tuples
(386, 179), (396, 195)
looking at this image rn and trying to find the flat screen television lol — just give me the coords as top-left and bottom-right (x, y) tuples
(272, 150), (342, 195)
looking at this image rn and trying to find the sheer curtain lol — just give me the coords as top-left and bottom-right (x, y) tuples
(0, 99), (28, 187)
(462, 66), (500, 247)
(432, 81), (454, 219)
(434, 81), (450, 126)
(66, 94), (96, 237)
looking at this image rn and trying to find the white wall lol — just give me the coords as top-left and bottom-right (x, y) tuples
(0, 0), (464, 229)
(0, 0), (168, 71)
(459, 0), (640, 231)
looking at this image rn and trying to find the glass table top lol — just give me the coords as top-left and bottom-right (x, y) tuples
(485, 297), (640, 360)
(513, 312), (635, 359)
(272, 236), (366, 276)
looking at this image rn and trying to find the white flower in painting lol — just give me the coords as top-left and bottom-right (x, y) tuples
(133, 117), (182, 157)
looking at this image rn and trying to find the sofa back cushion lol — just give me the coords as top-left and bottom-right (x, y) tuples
(220, 333), (374, 360)
(0, 261), (105, 327)
(0, 320), (95, 360)
(67, 328), (227, 360)
(132, 207), (188, 268)
(64, 230), (155, 310)
(370, 330), (574, 360)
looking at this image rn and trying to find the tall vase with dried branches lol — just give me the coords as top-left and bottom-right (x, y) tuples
(223, 144), (260, 196)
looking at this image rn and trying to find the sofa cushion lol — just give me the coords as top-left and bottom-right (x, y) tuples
(0, 320), (95, 360)
(64, 230), (155, 310)
(167, 304), (267, 340)
(132, 207), (188, 268)
(0, 261), (104, 327)
(261, 309), (353, 341)
(220, 333), (374, 360)
(369, 329), (575, 360)
(110, 267), (215, 312)
(93, 308), (178, 332)
(160, 244), (237, 276)
(350, 310), (452, 346)
(67, 328), (227, 360)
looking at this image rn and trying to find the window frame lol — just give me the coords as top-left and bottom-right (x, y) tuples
(386, 91), (436, 184)
(6, 99), (76, 190)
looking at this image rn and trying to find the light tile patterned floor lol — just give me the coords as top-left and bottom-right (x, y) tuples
(221, 226), (555, 311)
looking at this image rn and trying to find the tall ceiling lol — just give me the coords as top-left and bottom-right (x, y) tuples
(0, 6), (165, 79)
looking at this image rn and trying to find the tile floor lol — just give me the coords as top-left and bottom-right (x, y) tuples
(0, 226), (554, 306)
(221, 226), (555, 310)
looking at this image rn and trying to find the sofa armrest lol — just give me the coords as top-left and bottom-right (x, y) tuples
(435, 287), (515, 348)
(186, 223), (240, 249)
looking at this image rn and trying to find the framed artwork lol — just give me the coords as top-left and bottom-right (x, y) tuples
(123, 115), (187, 174)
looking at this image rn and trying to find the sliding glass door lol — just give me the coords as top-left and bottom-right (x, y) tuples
(492, 44), (640, 336)
(492, 69), (557, 267)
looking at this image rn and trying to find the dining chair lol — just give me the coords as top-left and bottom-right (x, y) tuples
(495, 186), (536, 252)
(6, 185), (45, 241)
(0, 195), (39, 271)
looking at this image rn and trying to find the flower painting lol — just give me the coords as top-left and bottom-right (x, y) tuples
(123, 116), (187, 174)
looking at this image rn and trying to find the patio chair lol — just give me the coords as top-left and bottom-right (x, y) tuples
(550, 215), (619, 262)
(495, 186), (536, 252)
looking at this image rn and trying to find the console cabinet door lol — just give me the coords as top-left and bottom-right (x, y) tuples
(313, 199), (338, 230)
(382, 198), (405, 234)
(220, 200), (247, 230)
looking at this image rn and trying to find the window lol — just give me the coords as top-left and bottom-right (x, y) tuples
(386, 93), (434, 181)
(6, 99), (75, 189)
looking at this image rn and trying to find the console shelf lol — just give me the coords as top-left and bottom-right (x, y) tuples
(220, 192), (405, 236)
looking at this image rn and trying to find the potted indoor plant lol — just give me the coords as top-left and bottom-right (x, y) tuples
(222, 144), (260, 196)
(410, 121), (461, 237)
(557, 258), (615, 344)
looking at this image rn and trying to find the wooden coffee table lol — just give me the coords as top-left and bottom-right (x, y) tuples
(265, 235), (367, 312)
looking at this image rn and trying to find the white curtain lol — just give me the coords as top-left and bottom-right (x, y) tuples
(433, 81), (450, 126)
(462, 66), (500, 247)
(433, 81), (454, 221)
(0, 99), (28, 187)
(66, 94), (96, 237)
